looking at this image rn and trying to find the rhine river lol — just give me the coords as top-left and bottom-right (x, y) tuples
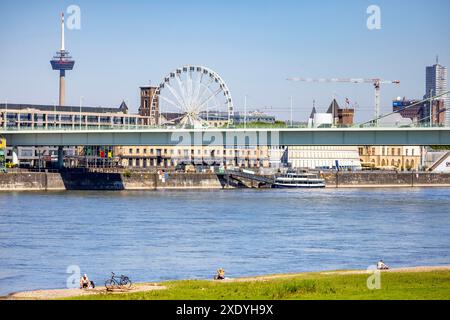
(1, 188), (450, 296)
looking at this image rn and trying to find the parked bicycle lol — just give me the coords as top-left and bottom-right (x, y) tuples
(105, 272), (132, 290)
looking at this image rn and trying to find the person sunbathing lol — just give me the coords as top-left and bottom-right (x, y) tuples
(377, 260), (389, 270)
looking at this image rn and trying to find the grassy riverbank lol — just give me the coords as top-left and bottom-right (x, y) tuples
(66, 268), (450, 300)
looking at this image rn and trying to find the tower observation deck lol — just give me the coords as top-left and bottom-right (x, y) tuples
(50, 13), (75, 106)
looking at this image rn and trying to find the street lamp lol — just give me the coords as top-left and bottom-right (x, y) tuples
(244, 94), (247, 129)
(53, 100), (57, 128)
(429, 89), (433, 127)
(4, 99), (7, 129)
(290, 96), (293, 127)
(79, 96), (84, 129)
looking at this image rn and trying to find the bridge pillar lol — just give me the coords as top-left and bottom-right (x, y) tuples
(57, 146), (64, 169)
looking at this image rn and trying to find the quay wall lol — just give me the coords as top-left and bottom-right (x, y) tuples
(0, 172), (63, 191)
(322, 172), (450, 188)
(1, 171), (450, 191)
(0, 171), (224, 191)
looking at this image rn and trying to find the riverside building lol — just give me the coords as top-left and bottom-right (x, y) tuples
(308, 99), (355, 128)
(393, 98), (446, 126)
(0, 101), (144, 168)
(358, 146), (422, 170)
(287, 146), (362, 170)
(114, 145), (271, 169)
(0, 102), (149, 130)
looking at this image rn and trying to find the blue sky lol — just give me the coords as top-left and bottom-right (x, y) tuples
(0, 0), (449, 122)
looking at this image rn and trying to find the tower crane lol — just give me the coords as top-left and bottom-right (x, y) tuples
(287, 77), (400, 125)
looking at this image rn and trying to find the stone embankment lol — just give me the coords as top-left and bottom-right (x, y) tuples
(1, 170), (450, 191)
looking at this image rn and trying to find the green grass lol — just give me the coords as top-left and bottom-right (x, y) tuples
(69, 270), (450, 300)
(430, 145), (450, 151)
(231, 121), (289, 129)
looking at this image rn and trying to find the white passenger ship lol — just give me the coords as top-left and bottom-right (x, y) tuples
(273, 172), (326, 188)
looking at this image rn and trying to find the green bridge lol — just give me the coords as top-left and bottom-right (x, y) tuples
(1, 127), (449, 146)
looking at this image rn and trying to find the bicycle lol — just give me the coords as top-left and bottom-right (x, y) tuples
(105, 272), (132, 290)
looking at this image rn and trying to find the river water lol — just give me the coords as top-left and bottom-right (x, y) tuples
(1, 188), (450, 296)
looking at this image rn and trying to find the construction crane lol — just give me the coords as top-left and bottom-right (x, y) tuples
(287, 77), (400, 125)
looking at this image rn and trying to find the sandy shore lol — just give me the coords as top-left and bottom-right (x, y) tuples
(4, 265), (450, 300)
(4, 284), (167, 300)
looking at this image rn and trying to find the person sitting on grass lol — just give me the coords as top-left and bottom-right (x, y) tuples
(377, 260), (389, 270)
(215, 268), (225, 280)
(79, 274), (90, 289)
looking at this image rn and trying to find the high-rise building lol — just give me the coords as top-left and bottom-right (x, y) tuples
(424, 57), (448, 125)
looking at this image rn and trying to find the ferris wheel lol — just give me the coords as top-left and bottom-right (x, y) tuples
(151, 65), (234, 128)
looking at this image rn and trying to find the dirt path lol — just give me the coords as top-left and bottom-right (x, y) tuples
(5, 265), (450, 300)
(318, 265), (450, 276)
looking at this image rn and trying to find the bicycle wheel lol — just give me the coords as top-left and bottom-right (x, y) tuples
(121, 277), (132, 289)
(105, 279), (117, 290)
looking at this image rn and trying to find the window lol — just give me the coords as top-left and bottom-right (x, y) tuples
(129, 148), (132, 154)
(143, 149), (147, 154)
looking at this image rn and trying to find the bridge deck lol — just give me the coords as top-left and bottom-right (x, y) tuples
(1, 127), (449, 146)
